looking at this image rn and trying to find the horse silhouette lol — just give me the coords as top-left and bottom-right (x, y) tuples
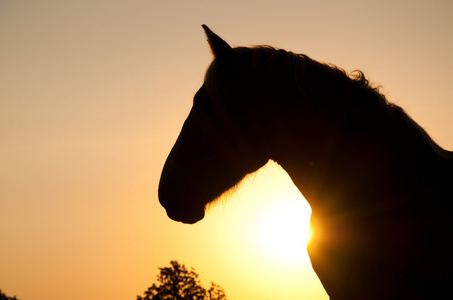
(159, 25), (453, 299)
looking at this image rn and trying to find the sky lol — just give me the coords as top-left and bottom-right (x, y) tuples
(1, 1), (452, 299)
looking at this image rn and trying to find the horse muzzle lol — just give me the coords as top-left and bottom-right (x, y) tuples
(164, 205), (205, 224)
(158, 183), (206, 224)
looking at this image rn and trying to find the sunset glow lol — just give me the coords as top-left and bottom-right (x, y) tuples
(208, 162), (325, 299)
(251, 185), (312, 266)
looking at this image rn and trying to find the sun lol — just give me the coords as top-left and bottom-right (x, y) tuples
(251, 194), (313, 266)
(211, 161), (314, 271)
(209, 162), (324, 299)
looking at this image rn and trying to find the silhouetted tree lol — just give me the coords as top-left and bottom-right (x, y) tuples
(137, 260), (227, 300)
(0, 289), (19, 300)
(206, 282), (227, 300)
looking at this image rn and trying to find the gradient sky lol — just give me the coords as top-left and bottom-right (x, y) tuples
(1, 1), (452, 299)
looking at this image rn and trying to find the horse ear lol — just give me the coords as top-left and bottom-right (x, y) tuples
(202, 25), (236, 59)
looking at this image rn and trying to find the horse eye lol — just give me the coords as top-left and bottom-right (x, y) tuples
(193, 88), (213, 112)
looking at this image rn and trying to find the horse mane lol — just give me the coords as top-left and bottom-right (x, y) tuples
(233, 45), (380, 94)
(206, 45), (451, 162)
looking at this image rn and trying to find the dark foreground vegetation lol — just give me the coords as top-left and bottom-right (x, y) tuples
(137, 260), (227, 300)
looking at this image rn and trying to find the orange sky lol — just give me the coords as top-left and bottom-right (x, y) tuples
(1, 1), (452, 300)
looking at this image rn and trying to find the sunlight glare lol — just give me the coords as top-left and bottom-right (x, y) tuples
(252, 194), (312, 266)
(209, 161), (326, 299)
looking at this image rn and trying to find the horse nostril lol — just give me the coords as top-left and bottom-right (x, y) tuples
(158, 180), (174, 208)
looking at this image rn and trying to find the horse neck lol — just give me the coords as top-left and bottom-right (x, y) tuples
(264, 86), (445, 216)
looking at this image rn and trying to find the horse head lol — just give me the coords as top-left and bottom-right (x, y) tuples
(158, 26), (270, 224)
